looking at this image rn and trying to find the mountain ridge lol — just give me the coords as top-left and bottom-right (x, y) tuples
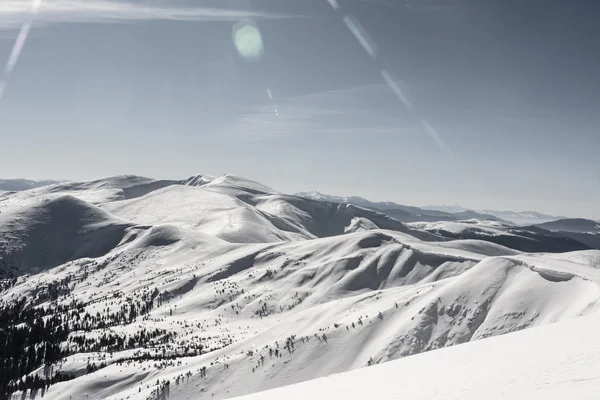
(294, 191), (511, 224)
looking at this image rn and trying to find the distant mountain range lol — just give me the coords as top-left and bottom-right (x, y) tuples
(421, 204), (567, 226)
(532, 218), (600, 250)
(295, 191), (600, 251)
(295, 192), (510, 224)
(0, 178), (59, 192)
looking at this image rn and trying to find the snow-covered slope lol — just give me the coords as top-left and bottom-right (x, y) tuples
(235, 312), (600, 400)
(0, 175), (181, 212)
(408, 219), (590, 253)
(409, 219), (590, 253)
(10, 240), (597, 400)
(535, 218), (600, 233)
(295, 191), (400, 210)
(1, 174), (599, 400)
(103, 184), (306, 243)
(103, 180), (431, 244)
(0, 195), (134, 277)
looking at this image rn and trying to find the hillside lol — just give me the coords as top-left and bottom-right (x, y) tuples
(409, 220), (591, 253)
(0, 175), (182, 213)
(102, 180), (430, 244)
(0, 174), (598, 400)
(234, 313), (600, 400)
(10, 236), (595, 400)
(0, 195), (134, 277)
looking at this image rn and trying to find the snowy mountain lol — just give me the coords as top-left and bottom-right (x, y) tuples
(295, 191), (411, 211)
(0, 178), (59, 192)
(0, 195), (134, 278)
(1, 174), (598, 400)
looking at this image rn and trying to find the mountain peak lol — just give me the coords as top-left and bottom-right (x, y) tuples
(183, 174), (215, 187)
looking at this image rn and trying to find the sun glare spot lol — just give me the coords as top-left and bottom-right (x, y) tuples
(232, 20), (264, 62)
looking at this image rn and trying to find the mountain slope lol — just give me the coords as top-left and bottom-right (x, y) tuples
(0, 195), (134, 277)
(0, 175), (182, 214)
(104, 180), (435, 244)
(409, 220), (590, 253)
(234, 312), (600, 400)
(19, 241), (598, 400)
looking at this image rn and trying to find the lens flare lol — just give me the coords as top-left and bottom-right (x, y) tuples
(232, 20), (264, 62)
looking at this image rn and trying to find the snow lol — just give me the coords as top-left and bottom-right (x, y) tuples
(407, 219), (590, 253)
(203, 173), (277, 194)
(2, 174), (600, 400)
(103, 184), (306, 243)
(0, 195), (133, 277)
(102, 183), (429, 244)
(234, 313), (600, 400)
(0, 175), (180, 213)
(408, 220), (517, 237)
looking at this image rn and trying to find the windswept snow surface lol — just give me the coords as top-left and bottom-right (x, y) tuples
(235, 313), (600, 400)
(1, 174), (599, 400)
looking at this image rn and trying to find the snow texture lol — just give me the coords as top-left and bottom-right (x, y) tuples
(235, 312), (600, 400)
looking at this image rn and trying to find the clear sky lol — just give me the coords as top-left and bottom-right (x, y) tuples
(0, 0), (599, 219)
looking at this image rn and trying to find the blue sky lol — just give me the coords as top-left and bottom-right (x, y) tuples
(0, 0), (599, 218)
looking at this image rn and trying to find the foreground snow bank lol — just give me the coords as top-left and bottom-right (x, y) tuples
(235, 313), (600, 400)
